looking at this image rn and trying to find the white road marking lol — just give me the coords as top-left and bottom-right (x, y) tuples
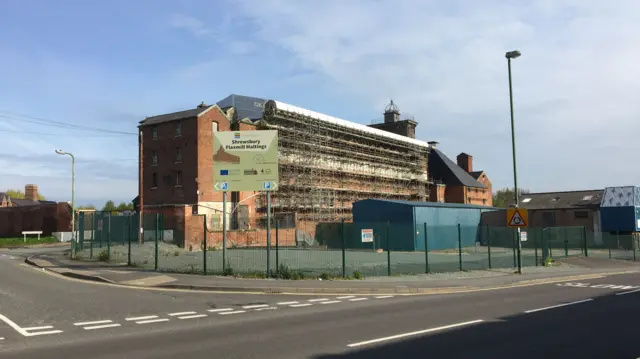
(349, 298), (368, 302)
(136, 318), (170, 324)
(208, 308), (233, 313)
(0, 337), (4, 340)
(255, 307), (278, 311)
(178, 314), (208, 320)
(375, 295), (394, 299)
(321, 301), (341, 304)
(126, 315), (158, 321)
(242, 304), (269, 309)
(83, 323), (122, 330)
(290, 303), (313, 308)
(277, 301), (299, 305)
(168, 312), (197, 317)
(74, 320), (113, 326)
(347, 320), (485, 348)
(219, 311), (246, 315)
(616, 288), (640, 296)
(336, 296), (355, 299)
(308, 298), (329, 302)
(23, 326), (54, 331)
(524, 299), (593, 314)
(0, 313), (62, 337)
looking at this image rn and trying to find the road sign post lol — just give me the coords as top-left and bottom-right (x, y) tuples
(506, 208), (528, 273)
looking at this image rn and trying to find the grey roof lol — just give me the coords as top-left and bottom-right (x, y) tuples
(428, 148), (485, 188)
(354, 198), (499, 210)
(518, 190), (603, 210)
(139, 105), (212, 127)
(469, 171), (484, 180)
(216, 94), (267, 121)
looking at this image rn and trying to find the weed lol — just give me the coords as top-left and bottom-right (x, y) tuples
(544, 256), (554, 267)
(173, 250), (180, 256)
(319, 272), (330, 280)
(223, 266), (234, 276)
(97, 250), (110, 262)
(352, 270), (363, 279)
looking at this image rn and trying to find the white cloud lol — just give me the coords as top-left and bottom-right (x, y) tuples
(229, 0), (640, 191)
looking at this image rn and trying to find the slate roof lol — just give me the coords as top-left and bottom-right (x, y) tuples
(139, 105), (213, 127)
(469, 171), (484, 180)
(216, 94), (267, 121)
(517, 190), (603, 210)
(428, 148), (485, 188)
(354, 198), (500, 210)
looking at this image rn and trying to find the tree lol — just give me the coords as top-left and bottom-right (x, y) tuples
(492, 187), (531, 208)
(116, 202), (128, 211)
(4, 189), (46, 201)
(103, 200), (117, 212)
(76, 204), (96, 210)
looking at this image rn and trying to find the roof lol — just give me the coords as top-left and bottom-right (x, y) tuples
(216, 94), (267, 121)
(428, 148), (485, 188)
(518, 190), (603, 210)
(469, 171), (484, 180)
(601, 186), (640, 207)
(354, 198), (500, 210)
(269, 100), (432, 149)
(139, 105), (213, 127)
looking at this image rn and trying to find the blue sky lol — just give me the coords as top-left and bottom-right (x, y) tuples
(2, 0), (640, 207)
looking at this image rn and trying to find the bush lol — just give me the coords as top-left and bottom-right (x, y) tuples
(223, 266), (234, 276)
(319, 272), (330, 280)
(97, 250), (110, 262)
(352, 270), (363, 280)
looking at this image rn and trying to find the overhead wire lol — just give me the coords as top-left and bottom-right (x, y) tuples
(0, 111), (138, 136)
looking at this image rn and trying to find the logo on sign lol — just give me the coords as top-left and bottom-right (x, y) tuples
(220, 170), (229, 176)
(221, 182), (229, 190)
(264, 182), (272, 190)
(234, 132), (241, 139)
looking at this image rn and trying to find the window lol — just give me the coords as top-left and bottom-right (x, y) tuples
(522, 198), (531, 203)
(176, 122), (182, 136)
(212, 121), (219, 133)
(574, 210), (589, 219)
(175, 147), (182, 163)
(174, 171), (182, 187)
(483, 199), (487, 205)
(582, 195), (593, 201)
(152, 127), (158, 140)
(151, 150), (158, 166)
(151, 173), (158, 188)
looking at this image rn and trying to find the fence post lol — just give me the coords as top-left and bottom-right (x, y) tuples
(486, 225), (492, 269)
(90, 212), (96, 258)
(203, 215), (207, 275)
(275, 222), (279, 276)
(583, 226), (588, 257)
(107, 212), (111, 260)
(423, 223), (429, 274)
(609, 233), (612, 259)
(127, 215), (132, 266)
(341, 219), (346, 278)
(457, 224), (463, 272)
(564, 240), (569, 258)
(99, 214), (103, 249)
(512, 229), (517, 268)
(386, 222), (391, 277)
(152, 213), (158, 271)
(534, 229), (538, 266)
(78, 212), (85, 251)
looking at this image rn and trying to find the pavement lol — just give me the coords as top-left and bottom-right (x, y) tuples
(3, 246), (640, 358)
(18, 249), (640, 295)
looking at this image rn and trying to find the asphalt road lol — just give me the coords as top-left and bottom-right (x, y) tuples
(2, 248), (640, 358)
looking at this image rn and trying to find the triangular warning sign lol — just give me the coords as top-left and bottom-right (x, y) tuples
(509, 210), (526, 226)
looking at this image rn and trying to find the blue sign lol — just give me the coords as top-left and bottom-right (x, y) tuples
(264, 182), (271, 190)
(221, 182), (229, 190)
(220, 170), (229, 176)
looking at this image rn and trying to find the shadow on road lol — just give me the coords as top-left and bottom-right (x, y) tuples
(314, 290), (639, 359)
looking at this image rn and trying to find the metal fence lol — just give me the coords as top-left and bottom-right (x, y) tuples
(72, 213), (639, 278)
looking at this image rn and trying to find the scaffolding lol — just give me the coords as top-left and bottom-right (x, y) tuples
(254, 100), (431, 224)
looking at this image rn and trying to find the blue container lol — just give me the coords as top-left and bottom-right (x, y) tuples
(600, 186), (640, 233)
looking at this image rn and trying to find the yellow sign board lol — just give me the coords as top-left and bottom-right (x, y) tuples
(506, 208), (528, 228)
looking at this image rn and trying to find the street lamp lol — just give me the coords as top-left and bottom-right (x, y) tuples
(55, 149), (76, 259)
(505, 50), (522, 274)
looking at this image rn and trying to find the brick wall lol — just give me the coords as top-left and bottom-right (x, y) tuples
(0, 202), (71, 237)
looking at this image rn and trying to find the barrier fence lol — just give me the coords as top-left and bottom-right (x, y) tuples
(72, 212), (640, 278)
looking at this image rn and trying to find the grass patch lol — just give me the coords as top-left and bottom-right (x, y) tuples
(0, 236), (57, 247)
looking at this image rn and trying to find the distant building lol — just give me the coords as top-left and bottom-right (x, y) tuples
(0, 184), (71, 237)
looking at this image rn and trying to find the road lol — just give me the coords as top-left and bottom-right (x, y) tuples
(1, 248), (640, 358)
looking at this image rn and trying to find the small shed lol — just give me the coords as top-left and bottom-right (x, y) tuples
(600, 186), (640, 233)
(351, 199), (499, 251)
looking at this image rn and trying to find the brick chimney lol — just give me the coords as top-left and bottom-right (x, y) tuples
(456, 153), (473, 172)
(25, 184), (39, 201)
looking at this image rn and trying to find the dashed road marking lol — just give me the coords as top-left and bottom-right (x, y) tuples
(136, 318), (170, 324)
(207, 308), (233, 313)
(219, 311), (246, 315)
(308, 298), (329, 302)
(178, 314), (208, 320)
(375, 295), (394, 299)
(168, 312), (197, 317)
(74, 320), (114, 326)
(277, 301), (299, 305)
(290, 303), (313, 308)
(242, 304), (269, 309)
(23, 326), (54, 331)
(255, 307), (277, 311)
(349, 298), (368, 302)
(617, 288), (640, 296)
(320, 300), (341, 304)
(0, 337), (4, 340)
(83, 323), (122, 331)
(524, 299), (593, 314)
(126, 316), (158, 321)
(337, 296), (355, 299)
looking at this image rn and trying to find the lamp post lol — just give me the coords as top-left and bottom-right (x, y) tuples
(56, 149), (76, 259)
(505, 50), (522, 274)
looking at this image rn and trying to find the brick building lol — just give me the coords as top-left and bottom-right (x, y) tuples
(427, 144), (493, 206)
